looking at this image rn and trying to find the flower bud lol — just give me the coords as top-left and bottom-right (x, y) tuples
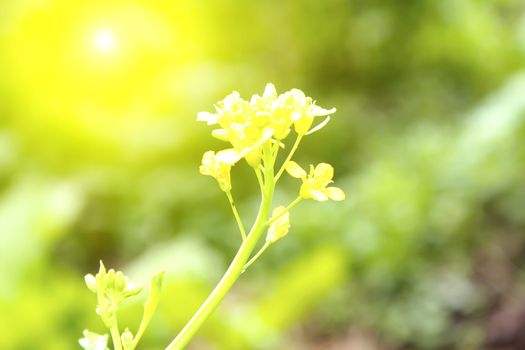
(114, 271), (126, 293)
(266, 206), (290, 244)
(124, 282), (144, 297)
(84, 274), (97, 293)
(105, 269), (115, 290)
(121, 328), (134, 350)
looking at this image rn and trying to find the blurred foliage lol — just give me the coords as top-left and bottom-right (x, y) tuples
(1, 0), (525, 349)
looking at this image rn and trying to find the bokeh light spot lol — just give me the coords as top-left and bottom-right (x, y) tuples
(92, 28), (117, 53)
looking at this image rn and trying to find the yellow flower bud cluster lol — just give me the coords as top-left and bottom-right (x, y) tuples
(198, 83), (336, 191)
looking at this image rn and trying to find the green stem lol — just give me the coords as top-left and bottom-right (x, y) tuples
(255, 167), (265, 194)
(110, 321), (123, 350)
(242, 241), (270, 272)
(165, 145), (275, 350)
(226, 191), (246, 240)
(275, 135), (303, 182)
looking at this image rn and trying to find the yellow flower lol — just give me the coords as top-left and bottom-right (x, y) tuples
(197, 84), (336, 167)
(199, 151), (232, 192)
(285, 161), (345, 201)
(266, 206), (290, 243)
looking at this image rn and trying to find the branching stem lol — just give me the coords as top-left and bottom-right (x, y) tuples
(226, 191), (246, 240)
(165, 142), (276, 350)
(275, 134), (303, 182)
(110, 321), (123, 350)
(242, 242), (270, 272)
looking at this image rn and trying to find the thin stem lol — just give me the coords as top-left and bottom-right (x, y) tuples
(242, 241), (270, 272)
(165, 147), (275, 350)
(275, 134), (303, 182)
(264, 196), (302, 228)
(226, 191), (246, 240)
(255, 167), (264, 194)
(110, 321), (123, 350)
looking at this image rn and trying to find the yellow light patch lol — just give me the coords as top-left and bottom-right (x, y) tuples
(92, 28), (117, 54)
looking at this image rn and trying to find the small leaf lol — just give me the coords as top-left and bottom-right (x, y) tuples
(131, 271), (165, 349)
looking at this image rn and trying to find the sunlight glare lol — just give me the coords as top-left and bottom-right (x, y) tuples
(92, 29), (117, 54)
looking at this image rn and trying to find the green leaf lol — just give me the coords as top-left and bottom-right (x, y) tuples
(131, 271), (165, 350)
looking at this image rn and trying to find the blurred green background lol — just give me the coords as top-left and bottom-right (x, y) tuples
(1, 0), (525, 349)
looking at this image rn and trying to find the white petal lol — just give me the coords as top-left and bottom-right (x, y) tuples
(285, 161), (306, 178)
(308, 105), (336, 117)
(216, 149), (242, 164)
(197, 112), (219, 125)
(263, 83), (277, 99)
(306, 116), (330, 135)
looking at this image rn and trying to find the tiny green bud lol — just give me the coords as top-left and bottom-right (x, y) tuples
(84, 274), (97, 293)
(115, 271), (126, 292)
(124, 282), (144, 297)
(105, 269), (115, 290)
(121, 328), (134, 350)
(95, 261), (107, 293)
(98, 260), (106, 277)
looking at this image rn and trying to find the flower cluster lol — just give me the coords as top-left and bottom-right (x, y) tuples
(84, 261), (144, 327)
(81, 262), (164, 350)
(198, 83), (336, 190)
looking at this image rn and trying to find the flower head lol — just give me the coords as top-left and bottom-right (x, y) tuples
(285, 161), (345, 201)
(84, 261), (144, 327)
(197, 83), (336, 168)
(199, 151), (232, 192)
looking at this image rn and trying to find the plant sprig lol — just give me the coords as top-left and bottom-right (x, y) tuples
(80, 83), (344, 350)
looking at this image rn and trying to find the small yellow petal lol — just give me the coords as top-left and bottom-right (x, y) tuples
(216, 149), (242, 164)
(309, 190), (329, 201)
(314, 163), (334, 181)
(294, 115), (313, 135)
(326, 187), (345, 201)
(285, 161), (306, 179)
